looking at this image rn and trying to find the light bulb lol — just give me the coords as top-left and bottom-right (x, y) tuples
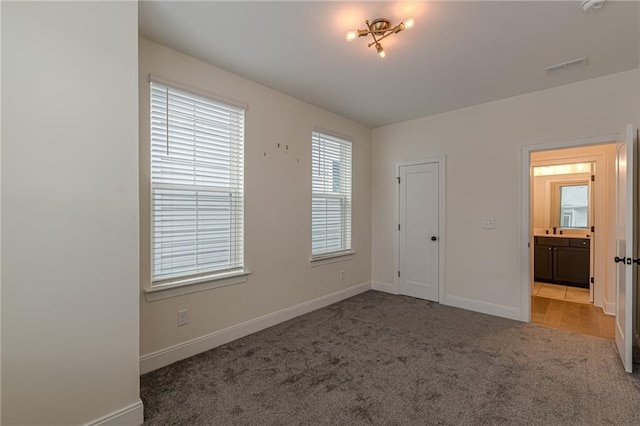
(375, 43), (386, 59)
(403, 17), (415, 29)
(379, 50), (386, 59)
(345, 30), (357, 41)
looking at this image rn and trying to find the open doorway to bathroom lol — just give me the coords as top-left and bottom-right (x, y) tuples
(530, 144), (616, 339)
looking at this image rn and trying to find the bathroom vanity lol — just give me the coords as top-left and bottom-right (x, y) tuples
(533, 236), (590, 288)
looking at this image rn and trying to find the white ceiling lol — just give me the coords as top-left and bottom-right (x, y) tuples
(139, 1), (639, 128)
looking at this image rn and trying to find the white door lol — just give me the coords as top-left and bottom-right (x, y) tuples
(588, 164), (595, 303)
(615, 124), (635, 373)
(398, 162), (439, 302)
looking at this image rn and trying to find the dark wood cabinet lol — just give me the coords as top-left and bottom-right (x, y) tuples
(534, 237), (590, 288)
(533, 245), (553, 282)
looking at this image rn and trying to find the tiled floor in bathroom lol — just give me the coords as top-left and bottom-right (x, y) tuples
(532, 282), (590, 303)
(531, 282), (614, 339)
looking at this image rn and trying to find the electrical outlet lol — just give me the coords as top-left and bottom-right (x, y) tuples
(177, 309), (189, 327)
(483, 218), (495, 229)
(340, 271), (345, 280)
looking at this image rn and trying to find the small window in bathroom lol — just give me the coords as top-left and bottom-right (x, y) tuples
(559, 184), (588, 228)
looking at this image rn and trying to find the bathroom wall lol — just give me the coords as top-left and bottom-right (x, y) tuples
(532, 171), (591, 234)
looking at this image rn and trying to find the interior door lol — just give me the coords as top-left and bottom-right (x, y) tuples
(588, 163), (595, 302)
(398, 162), (439, 302)
(615, 124), (635, 373)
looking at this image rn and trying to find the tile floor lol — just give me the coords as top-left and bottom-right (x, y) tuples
(533, 282), (591, 304)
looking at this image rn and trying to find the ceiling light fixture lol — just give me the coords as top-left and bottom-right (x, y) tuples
(581, 0), (605, 12)
(345, 17), (415, 59)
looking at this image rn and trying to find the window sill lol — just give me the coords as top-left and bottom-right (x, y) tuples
(309, 251), (355, 267)
(144, 270), (251, 302)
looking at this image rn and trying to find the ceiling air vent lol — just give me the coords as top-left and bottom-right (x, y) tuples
(546, 57), (588, 74)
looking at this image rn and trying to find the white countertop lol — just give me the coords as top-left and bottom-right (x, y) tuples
(533, 233), (590, 239)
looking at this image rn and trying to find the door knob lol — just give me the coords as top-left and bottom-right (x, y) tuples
(431, 236), (437, 241)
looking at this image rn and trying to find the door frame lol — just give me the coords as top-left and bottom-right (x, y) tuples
(394, 155), (446, 303)
(531, 159), (602, 306)
(521, 132), (622, 322)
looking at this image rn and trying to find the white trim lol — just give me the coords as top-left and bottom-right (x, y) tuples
(140, 281), (371, 374)
(145, 271), (250, 302)
(85, 400), (143, 426)
(445, 295), (521, 321)
(309, 251), (355, 266)
(311, 126), (353, 144)
(149, 74), (248, 111)
(394, 155), (446, 304)
(371, 281), (396, 294)
(603, 297), (616, 316)
(521, 132), (622, 322)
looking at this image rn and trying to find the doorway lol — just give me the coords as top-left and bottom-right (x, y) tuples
(529, 145), (615, 338)
(395, 157), (446, 303)
(521, 125), (636, 373)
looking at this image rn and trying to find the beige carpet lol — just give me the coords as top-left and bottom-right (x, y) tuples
(141, 291), (640, 425)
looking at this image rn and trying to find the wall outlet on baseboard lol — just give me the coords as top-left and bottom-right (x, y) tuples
(177, 309), (189, 327)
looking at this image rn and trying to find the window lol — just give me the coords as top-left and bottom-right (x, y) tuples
(311, 131), (352, 257)
(558, 184), (588, 228)
(150, 81), (244, 284)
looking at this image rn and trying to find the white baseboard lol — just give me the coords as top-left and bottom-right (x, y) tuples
(86, 400), (143, 426)
(140, 281), (371, 374)
(603, 297), (615, 316)
(371, 281), (395, 294)
(444, 294), (521, 321)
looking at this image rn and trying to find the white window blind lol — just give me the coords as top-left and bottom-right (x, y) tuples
(150, 81), (244, 284)
(311, 131), (352, 257)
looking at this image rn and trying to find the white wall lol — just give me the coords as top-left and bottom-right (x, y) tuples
(1, 1), (4, 420)
(2, 2), (141, 425)
(372, 70), (638, 320)
(0, 1), (3, 420)
(139, 39), (372, 370)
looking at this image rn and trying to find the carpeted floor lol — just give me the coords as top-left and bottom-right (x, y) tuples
(141, 291), (640, 425)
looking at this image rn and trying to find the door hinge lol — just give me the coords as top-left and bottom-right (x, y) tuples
(398, 224), (401, 231)
(398, 271), (401, 277)
(591, 226), (595, 232)
(590, 277), (594, 284)
(397, 177), (401, 184)
(591, 174), (595, 182)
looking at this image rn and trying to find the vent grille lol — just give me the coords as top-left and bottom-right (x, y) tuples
(546, 57), (588, 74)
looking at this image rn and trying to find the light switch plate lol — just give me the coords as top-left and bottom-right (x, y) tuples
(483, 218), (495, 229)
(177, 309), (189, 327)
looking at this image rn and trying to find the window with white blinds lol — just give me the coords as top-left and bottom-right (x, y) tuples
(311, 131), (352, 257)
(150, 81), (244, 284)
